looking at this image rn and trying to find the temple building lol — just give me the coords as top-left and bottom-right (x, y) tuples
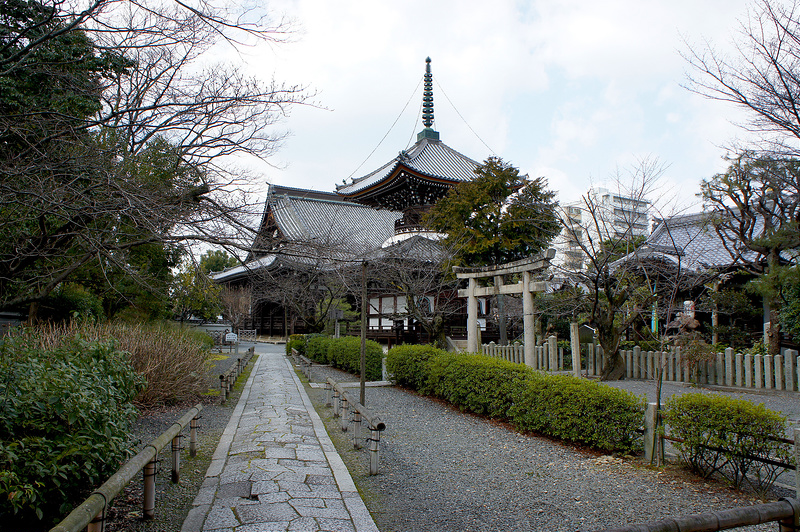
(212, 58), (495, 342)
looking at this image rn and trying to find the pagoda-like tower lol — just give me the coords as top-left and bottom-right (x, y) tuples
(336, 57), (480, 235)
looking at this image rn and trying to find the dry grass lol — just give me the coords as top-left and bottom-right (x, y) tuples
(11, 321), (211, 407)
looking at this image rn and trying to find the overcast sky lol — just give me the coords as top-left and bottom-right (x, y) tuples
(224, 0), (757, 213)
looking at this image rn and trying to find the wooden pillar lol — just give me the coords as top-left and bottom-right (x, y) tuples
(467, 277), (478, 353)
(523, 271), (535, 367)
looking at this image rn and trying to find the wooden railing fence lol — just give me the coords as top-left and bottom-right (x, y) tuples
(50, 404), (203, 532)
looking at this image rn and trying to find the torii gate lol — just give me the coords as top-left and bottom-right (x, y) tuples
(453, 249), (555, 367)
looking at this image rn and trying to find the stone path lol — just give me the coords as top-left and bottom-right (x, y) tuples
(182, 345), (378, 532)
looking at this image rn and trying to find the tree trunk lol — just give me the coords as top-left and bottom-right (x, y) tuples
(600, 350), (626, 380)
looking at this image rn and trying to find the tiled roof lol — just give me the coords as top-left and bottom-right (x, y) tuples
(214, 186), (402, 281)
(336, 137), (481, 196)
(268, 190), (400, 251)
(616, 211), (757, 272)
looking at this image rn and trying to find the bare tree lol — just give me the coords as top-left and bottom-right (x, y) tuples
(683, 0), (800, 158)
(220, 285), (251, 333)
(0, 0), (310, 316)
(555, 158), (663, 380)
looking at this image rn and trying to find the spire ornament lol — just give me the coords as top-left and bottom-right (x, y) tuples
(417, 57), (440, 141)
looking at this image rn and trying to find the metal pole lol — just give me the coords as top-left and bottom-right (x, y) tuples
(360, 261), (367, 406)
(190, 417), (198, 458)
(171, 434), (181, 483)
(143, 458), (156, 520)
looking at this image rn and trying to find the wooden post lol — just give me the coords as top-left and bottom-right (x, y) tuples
(369, 428), (380, 475)
(352, 411), (362, 449)
(190, 416), (198, 458)
(171, 434), (181, 483)
(143, 458), (156, 520)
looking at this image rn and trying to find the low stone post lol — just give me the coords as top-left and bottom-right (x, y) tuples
(765, 355), (774, 389)
(570, 322), (581, 378)
(735, 352), (743, 387)
(744, 353), (752, 387)
(725, 348), (734, 386)
(776, 355), (784, 391)
(548, 335), (557, 372)
(325, 381), (332, 407)
(755, 354), (764, 389)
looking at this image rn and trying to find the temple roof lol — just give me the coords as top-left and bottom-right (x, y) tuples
(612, 211), (757, 273)
(335, 137), (480, 208)
(213, 185), (402, 282)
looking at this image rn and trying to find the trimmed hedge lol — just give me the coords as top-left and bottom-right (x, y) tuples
(300, 336), (383, 381)
(385, 344), (447, 390)
(386, 346), (645, 454)
(662, 393), (791, 492)
(285, 334), (305, 355)
(327, 337), (383, 381)
(306, 335), (332, 363)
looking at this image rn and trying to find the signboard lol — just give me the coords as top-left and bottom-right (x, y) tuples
(225, 333), (238, 343)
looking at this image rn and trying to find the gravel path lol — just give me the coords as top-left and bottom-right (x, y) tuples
(305, 365), (791, 532)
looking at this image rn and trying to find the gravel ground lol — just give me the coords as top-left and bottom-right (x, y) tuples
(99, 346), (796, 532)
(304, 364), (793, 532)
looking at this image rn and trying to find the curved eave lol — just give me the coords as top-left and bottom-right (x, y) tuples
(339, 163), (460, 204)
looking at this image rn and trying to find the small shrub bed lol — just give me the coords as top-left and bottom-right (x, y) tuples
(0, 331), (144, 525)
(662, 393), (791, 493)
(386, 346), (644, 454)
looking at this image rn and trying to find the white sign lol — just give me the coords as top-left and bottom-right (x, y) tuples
(225, 333), (238, 343)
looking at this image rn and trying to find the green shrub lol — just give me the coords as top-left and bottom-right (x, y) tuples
(662, 393), (791, 493)
(385, 344), (447, 389)
(384, 346), (644, 453)
(326, 337), (383, 380)
(306, 335), (333, 363)
(0, 332), (145, 525)
(426, 353), (536, 418)
(509, 373), (644, 454)
(286, 334), (306, 355)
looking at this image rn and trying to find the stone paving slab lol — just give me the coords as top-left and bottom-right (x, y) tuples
(183, 347), (379, 532)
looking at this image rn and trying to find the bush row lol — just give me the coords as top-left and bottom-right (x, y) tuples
(386, 345), (645, 454)
(290, 335), (383, 381)
(662, 393), (791, 493)
(0, 332), (145, 525)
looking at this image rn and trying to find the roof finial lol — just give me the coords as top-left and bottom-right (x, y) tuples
(417, 57), (440, 142)
(422, 57), (434, 128)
